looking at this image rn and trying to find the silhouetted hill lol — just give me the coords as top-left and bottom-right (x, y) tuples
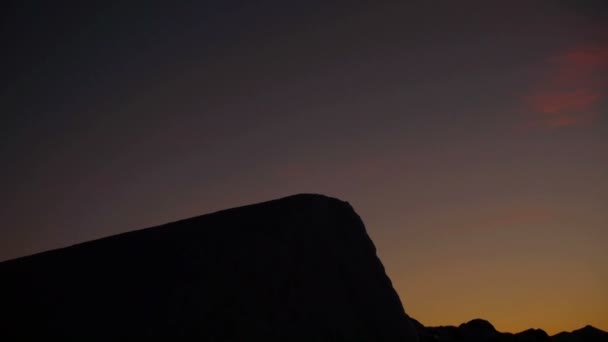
(549, 326), (608, 342)
(517, 329), (552, 342)
(0, 194), (418, 341)
(412, 319), (607, 342)
(460, 319), (499, 341)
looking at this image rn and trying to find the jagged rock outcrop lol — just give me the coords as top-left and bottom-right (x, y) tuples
(0, 194), (418, 341)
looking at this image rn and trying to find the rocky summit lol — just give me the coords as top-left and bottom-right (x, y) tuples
(0, 194), (418, 341)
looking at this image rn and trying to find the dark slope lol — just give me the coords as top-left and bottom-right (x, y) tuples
(0, 194), (418, 341)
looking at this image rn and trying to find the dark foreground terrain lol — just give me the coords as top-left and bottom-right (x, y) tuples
(0, 194), (418, 340)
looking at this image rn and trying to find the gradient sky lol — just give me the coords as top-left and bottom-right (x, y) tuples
(1, 0), (607, 335)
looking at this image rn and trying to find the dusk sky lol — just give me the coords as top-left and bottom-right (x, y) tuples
(1, 1), (607, 334)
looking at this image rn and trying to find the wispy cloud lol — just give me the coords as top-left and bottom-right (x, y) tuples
(522, 43), (608, 129)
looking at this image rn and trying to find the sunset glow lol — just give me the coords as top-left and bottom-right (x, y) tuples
(1, 1), (606, 335)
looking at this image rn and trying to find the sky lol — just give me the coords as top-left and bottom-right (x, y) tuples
(1, 0), (607, 335)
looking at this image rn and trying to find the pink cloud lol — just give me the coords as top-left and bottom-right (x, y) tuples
(553, 45), (608, 71)
(521, 43), (607, 129)
(525, 88), (599, 115)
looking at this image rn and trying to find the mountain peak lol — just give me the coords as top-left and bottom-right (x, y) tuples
(572, 325), (608, 341)
(578, 325), (601, 332)
(459, 318), (497, 334)
(0, 194), (417, 340)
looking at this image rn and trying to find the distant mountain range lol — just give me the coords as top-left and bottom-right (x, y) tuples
(0, 194), (604, 341)
(411, 318), (607, 342)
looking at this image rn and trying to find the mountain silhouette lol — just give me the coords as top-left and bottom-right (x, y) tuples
(551, 326), (608, 342)
(0, 194), (418, 340)
(413, 318), (607, 342)
(1, 194), (604, 341)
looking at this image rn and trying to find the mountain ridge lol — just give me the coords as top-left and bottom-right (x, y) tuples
(412, 318), (608, 342)
(0, 193), (604, 341)
(0, 193), (418, 340)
